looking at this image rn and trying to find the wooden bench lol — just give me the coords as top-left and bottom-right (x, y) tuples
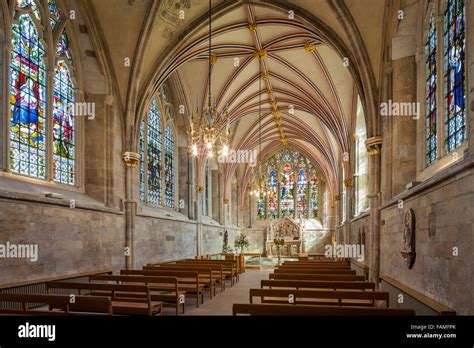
(278, 263), (351, 269)
(274, 268), (356, 275)
(148, 262), (227, 291)
(113, 271), (204, 306)
(261, 280), (376, 291)
(232, 303), (416, 316)
(145, 264), (223, 295)
(89, 275), (188, 315)
(0, 293), (113, 316)
(182, 259), (239, 284)
(45, 282), (164, 316)
(249, 288), (389, 307)
(269, 273), (366, 281)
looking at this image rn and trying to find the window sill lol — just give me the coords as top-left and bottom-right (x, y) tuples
(137, 204), (192, 222)
(417, 142), (468, 182)
(0, 174), (121, 215)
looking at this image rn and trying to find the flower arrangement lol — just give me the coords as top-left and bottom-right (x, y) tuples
(234, 232), (250, 254)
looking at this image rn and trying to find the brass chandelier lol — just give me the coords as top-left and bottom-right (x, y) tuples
(188, 0), (231, 158)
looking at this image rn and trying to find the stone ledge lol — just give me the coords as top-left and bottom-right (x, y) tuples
(0, 189), (122, 215)
(381, 275), (456, 315)
(381, 156), (474, 211)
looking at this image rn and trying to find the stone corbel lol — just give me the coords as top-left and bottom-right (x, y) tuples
(344, 178), (353, 188)
(365, 136), (383, 156)
(121, 151), (140, 168)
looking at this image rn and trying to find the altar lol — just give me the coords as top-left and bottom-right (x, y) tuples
(264, 217), (304, 257)
(266, 240), (302, 256)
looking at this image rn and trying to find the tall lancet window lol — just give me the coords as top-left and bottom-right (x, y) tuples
(296, 167), (308, 219)
(279, 161), (294, 218)
(53, 30), (75, 185)
(267, 170), (278, 220)
(309, 176), (319, 218)
(10, 12), (47, 178)
(140, 98), (162, 205)
(425, 8), (437, 165)
(164, 125), (175, 208)
(444, 0), (466, 152)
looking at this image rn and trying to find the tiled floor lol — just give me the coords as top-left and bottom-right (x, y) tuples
(174, 268), (272, 316)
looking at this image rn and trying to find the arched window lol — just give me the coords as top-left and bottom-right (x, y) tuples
(444, 0), (465, 152)
(425, 8), (437, 165)
(10, 12), (47, 178)
(253, 149), (320, 221)
(309, 176), (319, 218)
(256, 191), (265, 220)
(141, 98), (163, 205)
(164, 125), (175, 208)
(53, 30), (75, 185)
(267, 170), (278, 220)
(280, 162), (294, 218)
(139, 89), (178, 208)
(10, 1), (75, 184)
(296, 168), (307, 219)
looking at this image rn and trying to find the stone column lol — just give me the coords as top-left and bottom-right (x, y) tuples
(196, 186), (203, 256)
(344, 179), (353, 243)
(365, 136), (382, 284)
(122, 151), (140, 270)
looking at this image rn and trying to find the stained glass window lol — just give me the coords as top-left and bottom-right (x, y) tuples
(53, 60), (75, 185)
(17, 0), (41, 21)
(267, 170), (278, 219)
(279, 162), (294, 218)
(444, 0), (466, 152)
(254, 149), (320, 221)
(164, 126), (175, 208)
(56, 30), (73, 64)
(256, 191), (265, 220)
(296, 169), (307, 218)
(146, 99), (162, 205)
(10, 14), (46, 178)
(139, 122), (145, 201)
(48, 0), (61, 29)
(310, 176), (319, 218)
(425, 9), (437, 165)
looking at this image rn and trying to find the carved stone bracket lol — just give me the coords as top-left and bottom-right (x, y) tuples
(365, 136), (383, 155)
(121, 151), (140, 168)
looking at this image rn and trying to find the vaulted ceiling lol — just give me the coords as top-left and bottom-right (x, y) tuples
(82, 0), (387, 199)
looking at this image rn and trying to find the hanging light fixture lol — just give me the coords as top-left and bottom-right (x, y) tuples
(188, 0), (231, 158)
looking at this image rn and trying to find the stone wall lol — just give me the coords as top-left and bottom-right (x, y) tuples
(379, 167), (474, 314)
(134, 215), (197, 267)
(0, 195), (125, 285)
(349, 213), (370, 266)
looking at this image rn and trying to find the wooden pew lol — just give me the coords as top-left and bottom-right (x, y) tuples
(261, 280), (376, 291)
(282, 261), (349, 266)
(184, 259), (239, 281)
(89, 274), (186, 315)
(144, 264), (223, 294)
(147, 262), (228, 290)
(274, 269), (356, 275)
(232, 303), (416, 316)
(171, 261), (237, 286)
(113, 271), (204, 306)
(0, 293), (113, 315)
(249, 288), (389, 307)
(45, 282), (164, 316)
(277, 263), (351, 269)
(269, 273), (365, 281)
